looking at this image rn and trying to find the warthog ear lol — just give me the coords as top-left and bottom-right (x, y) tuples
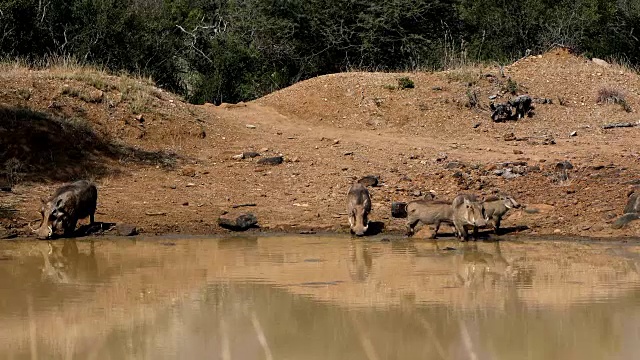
(55, 198), (64, 209)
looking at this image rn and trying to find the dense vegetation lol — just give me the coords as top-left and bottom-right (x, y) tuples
(1, 0), (639, 104)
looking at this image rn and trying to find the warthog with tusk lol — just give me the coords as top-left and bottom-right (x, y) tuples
(451, 194), (488, 241)
(30, 180), (98, 239)
(347, 182), (371, 236)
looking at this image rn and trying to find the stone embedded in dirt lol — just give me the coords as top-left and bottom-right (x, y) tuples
(527, 165), (541, 172)
(592, 224), (604, 232)
(218, 213), (259, 231)
(445, 161), (464, 169)
(242, 151), (261, 158)
(512, 165), (528, 175)
(555, 161), (574, 171)
(186, 183), (196, 187)
(115, 224), (138, 236)
(343, 151), (354, 156)
(473, 122), (481, 128)
(534, 97), (553, 104)
(493, 169), (505, 176)
(592, 58), (610, 67)
(435, 153), (448, 162)
(257, 156), (283, 165)
(391, 202), (408, 218)
(135, 114), (144, 123)
(246, 124), (257, 129)
(502, 169), (520, 180)
(232, 154), (244, 160)
(145, 211), (167, 216)
(541, 135), (556, 145)
(179, 167), (197, 177)
(357, 175), (379, 187)
(569, 131), (577, 137)
(412, 190), (422, 197)
(503, 133), (516, 141)
(513, 149), (524, 155)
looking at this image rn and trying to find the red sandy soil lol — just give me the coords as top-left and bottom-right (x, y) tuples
(1, 47), (640, 239)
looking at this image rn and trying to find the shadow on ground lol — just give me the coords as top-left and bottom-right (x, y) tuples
(0, 105), (179, 183)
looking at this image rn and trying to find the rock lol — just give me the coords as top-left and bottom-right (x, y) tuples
(504, 133), (516, 141)
(391, 202), (408, 218)
(135, 114), (144, 123)
(145, 211), (167, 216)
(553, 229), (562, 234)
(358, 175), (379, 187)
(445, 161), (464, 169)
(542, 135), (556, 145)
(179, 167), (197, 177)
(412, 190), (422, 197)
(592, 58), (610, 67)
(555, 161), (574, 171)
(115, 224), (138, 236)
(232, 154), (244, 160)
(435, 153), (448, 162)
(257, 156), (283, 165)
(169, 184), (177, 189)
(502, 170), (520, 180)
(182, 202), (189, 206)
(592, 224), (604, 232)
(513, 149), (523, 154)
(569, 131), (577, 137)
(488, 95), (498, 100)
(246, 124), (257, 129)
(527, 165), (541, 172)
(186, 183), (196, 187)
(218, 213), (259, 231)
(493, 169), (505, 176)
(512, 165), (528, 175)
(242, 151), (261, 158)
(473, 122), (481, 128)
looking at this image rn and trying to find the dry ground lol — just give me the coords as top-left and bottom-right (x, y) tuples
(1, 47), (640, 239)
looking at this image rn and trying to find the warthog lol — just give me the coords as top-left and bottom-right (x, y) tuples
(452, 194), (488, 241)
(30, 180), (98, 239)
(480, 194), (521, 234)
(612, 187), (640, 229)
(347, 182), (371, 236)
(406, 200), (454, 238)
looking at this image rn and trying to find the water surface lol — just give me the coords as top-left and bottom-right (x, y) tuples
(1, 235), (640, 359)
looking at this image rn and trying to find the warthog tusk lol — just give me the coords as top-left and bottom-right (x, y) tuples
(28, 219), (42, 232)
(47, 226), (53, 238)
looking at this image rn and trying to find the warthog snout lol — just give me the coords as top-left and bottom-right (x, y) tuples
(464, 200), (487, 227)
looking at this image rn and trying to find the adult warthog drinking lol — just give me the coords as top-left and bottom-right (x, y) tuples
(29, 180), (98, 239)
(347, 182), (371, 236)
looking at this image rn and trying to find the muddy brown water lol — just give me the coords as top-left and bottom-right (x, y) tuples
(1, 235), (640, 360)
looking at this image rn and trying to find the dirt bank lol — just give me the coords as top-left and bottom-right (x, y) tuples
(2, 48), (640, 239)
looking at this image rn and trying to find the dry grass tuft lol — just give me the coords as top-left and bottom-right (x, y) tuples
(597, 87), (632, 112)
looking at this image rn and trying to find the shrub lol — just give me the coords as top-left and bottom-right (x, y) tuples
(397, 77), (415, 89)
